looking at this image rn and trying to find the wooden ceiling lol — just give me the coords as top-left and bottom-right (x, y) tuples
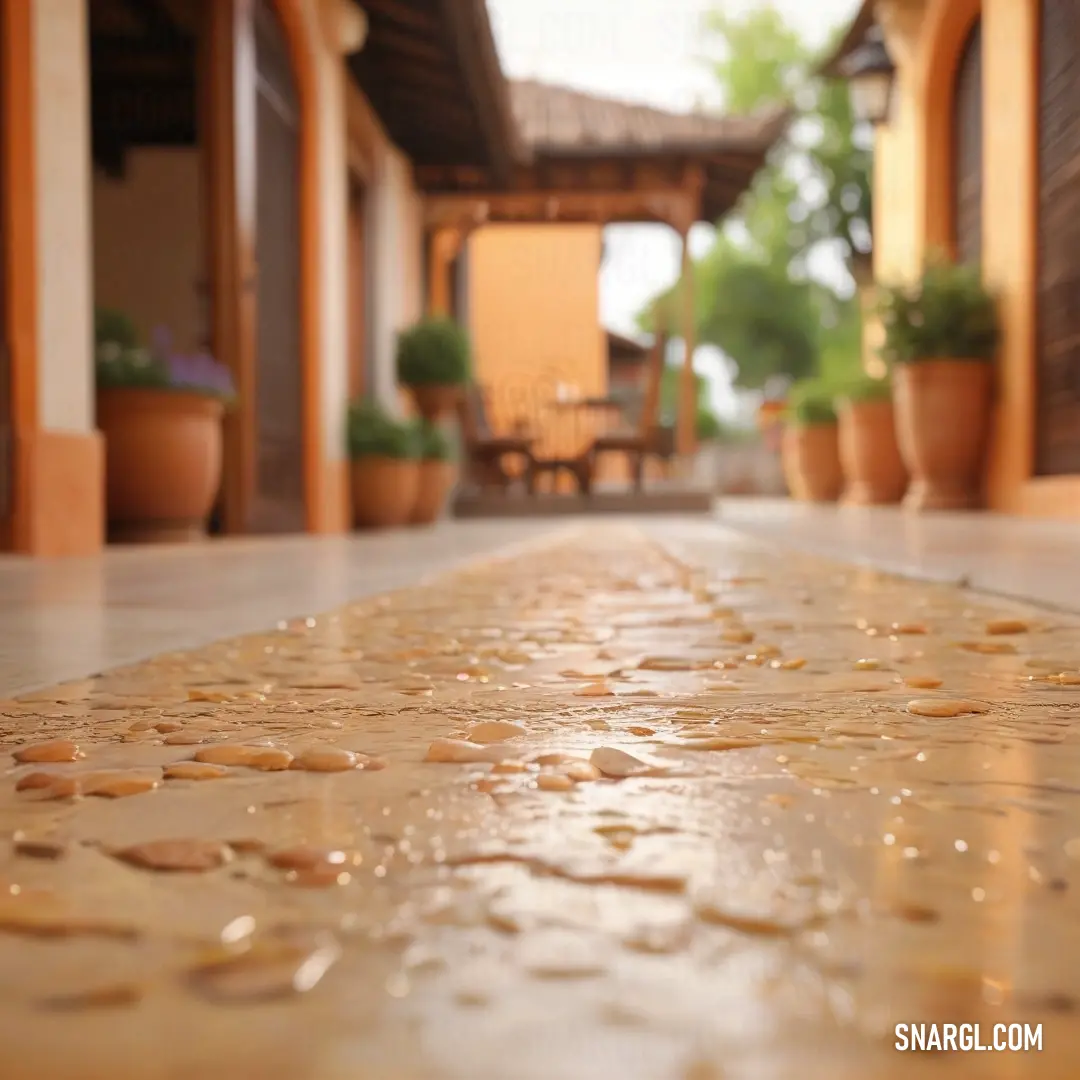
(346, 0), (522, 182)
(89, 0), (201, 172)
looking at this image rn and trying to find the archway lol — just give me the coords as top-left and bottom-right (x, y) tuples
(920, 0), (982, 254)
(1034, 0), (1080, 477)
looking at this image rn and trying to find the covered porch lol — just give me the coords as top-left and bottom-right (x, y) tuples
(420, 80), (787, 516)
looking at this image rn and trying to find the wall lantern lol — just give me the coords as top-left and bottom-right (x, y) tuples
(841, 30), (896, 126)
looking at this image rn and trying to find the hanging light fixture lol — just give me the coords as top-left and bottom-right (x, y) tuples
(841, 29), (896, 126)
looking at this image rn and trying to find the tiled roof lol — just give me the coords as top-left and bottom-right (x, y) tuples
(607, 330), (651, 361)
(509, 79), (788, 156)
(818, 0), (877, 78)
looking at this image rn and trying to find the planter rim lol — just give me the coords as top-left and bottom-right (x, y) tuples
(97, 386), (225, 418)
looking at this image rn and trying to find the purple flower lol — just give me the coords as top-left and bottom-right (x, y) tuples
(150, 325), (235, 399)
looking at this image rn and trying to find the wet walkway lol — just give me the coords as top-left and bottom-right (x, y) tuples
(720, 498), (1080, 613)
(2, 521), (1079, 1079)
(0, 520), (560, 697)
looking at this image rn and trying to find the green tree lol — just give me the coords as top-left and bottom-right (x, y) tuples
(638, 3), (872, 388)
(639, 237), (820, 391)
(703, 4), (873, 279)
(655, 364), (732, 442)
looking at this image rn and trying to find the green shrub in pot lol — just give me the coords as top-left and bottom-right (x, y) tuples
(875, 256), (1000, 511)
(782, 378), (842, 501)
(395, 317), (472, 422)
(346, 400), (421, 528)
(411, 419), (457, 525)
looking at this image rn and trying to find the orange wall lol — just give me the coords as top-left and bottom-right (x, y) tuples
(876, 0), (1079, 518)
(467, 224), (606, 464)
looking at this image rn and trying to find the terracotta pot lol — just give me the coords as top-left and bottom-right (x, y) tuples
(411, 460), (456, 525)
(838, 398), (907, 505)
(407, 384), (461, 423)
(781, 423), (843, 502)
(893, 360), (993, 511)
(97, 387), (223, 543)
(350, 457), (419, 528)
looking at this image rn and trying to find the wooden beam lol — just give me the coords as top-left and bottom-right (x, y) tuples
(361, 0), (442, 34)
(641, 334), (665, 443)
(414, 164), (491, 189)
(424, 188), (698, 229)
(675, 229), (697, 460)
(426, 228), (459, 317)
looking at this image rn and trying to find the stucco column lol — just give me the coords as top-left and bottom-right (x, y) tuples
(675, 228), (698, 461)
(3, 0), (104, 555)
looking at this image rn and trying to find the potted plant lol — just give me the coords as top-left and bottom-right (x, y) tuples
(410, 420), (457, 525)
(781, 380), (843, 502)
(395, 317), (472, 422)
(835, 373), (907, 505)
(877, 258), (1000, 510)
(347, 399), (420, 528)
(95, 312), (233, 543)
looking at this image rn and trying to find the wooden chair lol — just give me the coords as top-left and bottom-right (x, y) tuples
(579, 336), (667, 493)
(457, 384), (537, 492)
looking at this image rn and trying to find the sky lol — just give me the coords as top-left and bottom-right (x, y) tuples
(485, 0), (862, 417)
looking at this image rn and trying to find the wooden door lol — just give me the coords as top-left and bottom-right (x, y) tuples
(1035, 0), (1080, 477)
(251, 0), (304, 532)
(953, 20), (982, 265)
(346, 178), (366, 399)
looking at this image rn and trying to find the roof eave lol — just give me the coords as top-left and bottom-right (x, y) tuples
(817, 0), (877, 79)
(525, 105), (792, 163)
(439, 0), (531, 180)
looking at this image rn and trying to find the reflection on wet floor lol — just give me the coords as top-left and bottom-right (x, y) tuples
(1, 523), (1078, 1079)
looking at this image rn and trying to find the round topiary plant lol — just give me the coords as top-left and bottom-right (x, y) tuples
(396, 318), (471, 386)
(395, 318), (472, 422)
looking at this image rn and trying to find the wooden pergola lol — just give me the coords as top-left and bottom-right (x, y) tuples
(418, 79), (789, 460)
